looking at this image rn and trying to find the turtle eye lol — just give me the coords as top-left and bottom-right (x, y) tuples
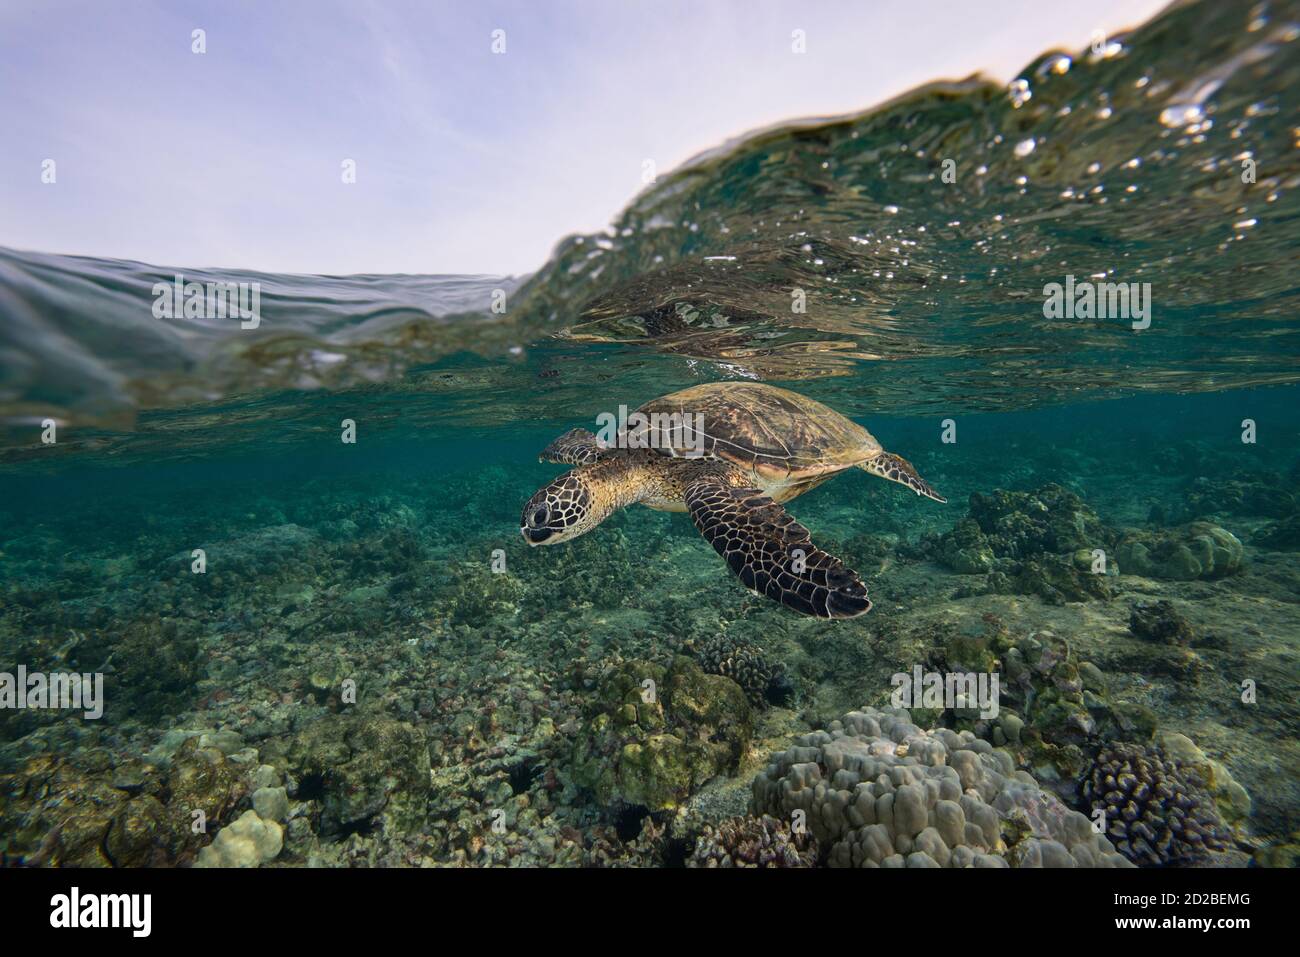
(528, 506), (549, 528)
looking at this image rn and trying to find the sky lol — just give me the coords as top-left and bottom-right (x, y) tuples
(0, 0), (1170, 277)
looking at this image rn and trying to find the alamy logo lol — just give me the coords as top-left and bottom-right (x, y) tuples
(891, 666), (1000, 719)
(50, 887), (150, 937)
(1043, 274), (1151, 330)
(152, 274), (261, 329)
(596, 405), (706, 457)
(0, 667), (103, 719)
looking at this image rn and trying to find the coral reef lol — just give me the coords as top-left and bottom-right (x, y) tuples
(69, 620), (204, 722)
(1116, 522), (1244, 580)
(252, 786), (290, 822)
(434, 560), (525, 629)
(1176, 473), (1295, 523)
(1254, 833), (1300, 868)
(998, 554), (1114, 604)
(930, 518), (997, 574)
(0, 430), (1292, 869)
(922, 484), (1119, 603)
(1254, 516), (1300, 550)
(195, 809), (283, 867)
(924, 484), (1255, 598)
(923, 617), (1151, 792)
(1129, 600), (1196, 645)
(281, 715), (431, 838)
(751, 706), (1132, 867)
(0, 737), (247, 867)
(688, 814), (818, 867)
(568, 657), (752, 811)
(1080, 743), (1232, 866)
(515, 528), (639, 620)
(693, 635), (793, 707)
(964, 485), (1115, 558)
(1157, 732), (1253, 830)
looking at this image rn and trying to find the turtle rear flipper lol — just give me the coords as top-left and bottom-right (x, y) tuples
(540, 428), (604, 465)
(684, 476), (871, 619)
(860, 452), (946, 503)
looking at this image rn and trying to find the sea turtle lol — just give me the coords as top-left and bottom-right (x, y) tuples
(520, 382), (945, 619)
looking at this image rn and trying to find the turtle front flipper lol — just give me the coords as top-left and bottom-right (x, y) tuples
(860, 452), (946, 503)
(684, 476), (871, 619)
(540, 428), (604, 465)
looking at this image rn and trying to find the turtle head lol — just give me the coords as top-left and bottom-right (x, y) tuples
(521, 472), (594, 545)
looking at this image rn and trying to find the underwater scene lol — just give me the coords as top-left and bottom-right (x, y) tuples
(1, 0), (1299, 874)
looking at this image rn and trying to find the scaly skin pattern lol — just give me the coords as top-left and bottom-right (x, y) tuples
(859, 452), (947, 503)
(524, 389), (945, 618)
(530, 451), (872, 619)
(523, 450), (680, 543)
(682, 475), (872, 619)
(539, 428), (604, 466)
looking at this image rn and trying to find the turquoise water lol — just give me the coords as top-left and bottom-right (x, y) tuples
(1, 0), (1298, 867)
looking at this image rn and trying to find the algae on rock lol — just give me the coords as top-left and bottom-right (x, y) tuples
(284, 714), (431, 837)
(568, 657), (753, 811)
(1116, 522), (1244, 580)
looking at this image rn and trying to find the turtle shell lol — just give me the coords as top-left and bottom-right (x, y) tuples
(624, 382), (881, 480)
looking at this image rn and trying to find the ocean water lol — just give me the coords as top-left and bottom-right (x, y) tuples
(1, 0), (1298, 868)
